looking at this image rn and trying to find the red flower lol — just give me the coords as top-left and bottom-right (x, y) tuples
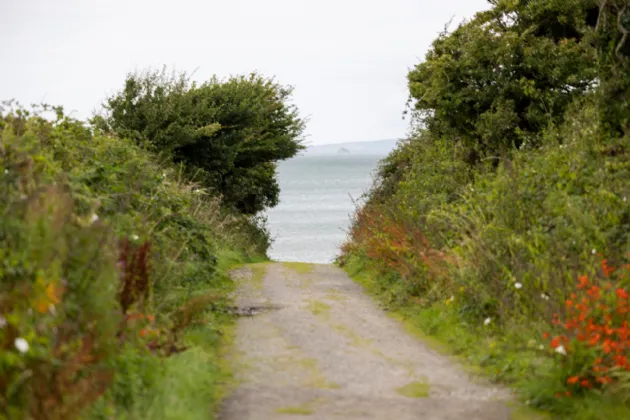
(566, 376), (579, 385)
(578, 275), (589, 289)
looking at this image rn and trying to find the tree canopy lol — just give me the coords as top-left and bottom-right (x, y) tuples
(407, 0), (597, 161)
(95, 69), (305, 214)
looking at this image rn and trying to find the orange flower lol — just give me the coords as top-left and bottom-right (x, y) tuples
(578, 275), (589, 289)
(566, 376), (579, 385)
(550, 337), (561, 349)
(617, 289), (629, 300)
(580, 379), (591, 388)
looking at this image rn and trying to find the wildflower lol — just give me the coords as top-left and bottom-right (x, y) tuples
(3, 169), (7, 174)
(0, 315), (6, 328)
(566, 376), (579, 385)
(578, 275), (589, 289)
(617, 288), (629, 300)
(624, 197), (627, 202)
(14, 338), (29, 353)
(541, 293), (550, 301)
(162, 172), (167, 178)
(514, 282), (523, 289)
(592, 248), (596, 255)
(445, 296), (454, 305)
(538, 344), (544, 350)
(484, 317), (492, 326)
(555, 345), (567, 355)
(90, 213), (99, 224)
(131, 234), (140, 241)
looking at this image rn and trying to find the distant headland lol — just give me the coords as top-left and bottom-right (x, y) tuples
(302, 139), (398, 157)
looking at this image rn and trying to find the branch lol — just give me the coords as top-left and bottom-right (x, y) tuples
(616, 4), (629, 59)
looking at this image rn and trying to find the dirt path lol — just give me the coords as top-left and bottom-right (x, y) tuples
(219, 262), (512, 420)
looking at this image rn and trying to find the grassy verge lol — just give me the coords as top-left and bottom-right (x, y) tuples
(342, 255), (630, 420)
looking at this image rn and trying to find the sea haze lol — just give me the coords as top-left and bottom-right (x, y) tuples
(266, 140), (397, 263)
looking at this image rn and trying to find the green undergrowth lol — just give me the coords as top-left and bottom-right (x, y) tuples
(343, 255), (630, 420)
(0, 105), (270, 419)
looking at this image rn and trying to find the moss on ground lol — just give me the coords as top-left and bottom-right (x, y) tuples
(395, 380), (430, 398)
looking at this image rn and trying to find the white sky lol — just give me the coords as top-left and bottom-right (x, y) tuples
(1, 0), (489, 145)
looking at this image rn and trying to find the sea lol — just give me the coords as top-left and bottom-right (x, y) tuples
(266, 153), (386, 264)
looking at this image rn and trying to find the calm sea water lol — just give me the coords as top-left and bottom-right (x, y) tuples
(266, 155), (383, 263)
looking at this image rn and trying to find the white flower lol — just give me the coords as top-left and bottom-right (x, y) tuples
(538, 344), (544, 350)
(624, 197), (627, 202)
(3, 169), (7, 174)
(514, 282), (523, 289)
(592, 248), (596, 255)
(131, 234), (140, 241)
(14, 338), (29, 353)
(484, 317), (492, 326)
(90, 213), (99, 224)
(0, 316), (6, 328)
(541, 293), (550, 301)
(554, 345), (567, 356)
(162, 172), (167, 178)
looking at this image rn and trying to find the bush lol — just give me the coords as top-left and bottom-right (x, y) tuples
(340, 2), (630, 416)
(95, 69), (306, 215)
(0, 102), (269, 418)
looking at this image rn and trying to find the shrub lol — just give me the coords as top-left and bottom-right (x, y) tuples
(0, 102), (269, 418)
(95, 69), (306, 215)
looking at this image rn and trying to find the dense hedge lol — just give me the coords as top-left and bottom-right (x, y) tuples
(340, 1), (630, 417)
(0, 86), (282, 418)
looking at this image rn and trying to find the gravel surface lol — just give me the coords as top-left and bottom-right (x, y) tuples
(219, 262), (512, 420)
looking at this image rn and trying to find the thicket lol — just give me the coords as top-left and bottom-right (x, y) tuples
(0, 69), (303, 419)
(340, 0), (630, 417)
(94, 69), (305, 215)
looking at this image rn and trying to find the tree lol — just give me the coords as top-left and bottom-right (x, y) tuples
(94, 69), (305, 214)
(407, 0), (597, 162)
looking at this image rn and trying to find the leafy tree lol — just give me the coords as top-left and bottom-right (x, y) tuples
(94, 69), (305, 214)
(593, 0), (630, 136)
(407, 0), (597, 162)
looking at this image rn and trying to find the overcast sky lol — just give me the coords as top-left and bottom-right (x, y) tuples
(1, 0), (489, 145)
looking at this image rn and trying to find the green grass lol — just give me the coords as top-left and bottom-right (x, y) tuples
(283, 262), (315, 275)
(306, 300), (332, 317)
(275, 406), (314, 415)
(341, 255), (630, 420)
(395, 380), (430, 398)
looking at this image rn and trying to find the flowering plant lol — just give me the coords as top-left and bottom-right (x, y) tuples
(544, 258), (630, 396)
